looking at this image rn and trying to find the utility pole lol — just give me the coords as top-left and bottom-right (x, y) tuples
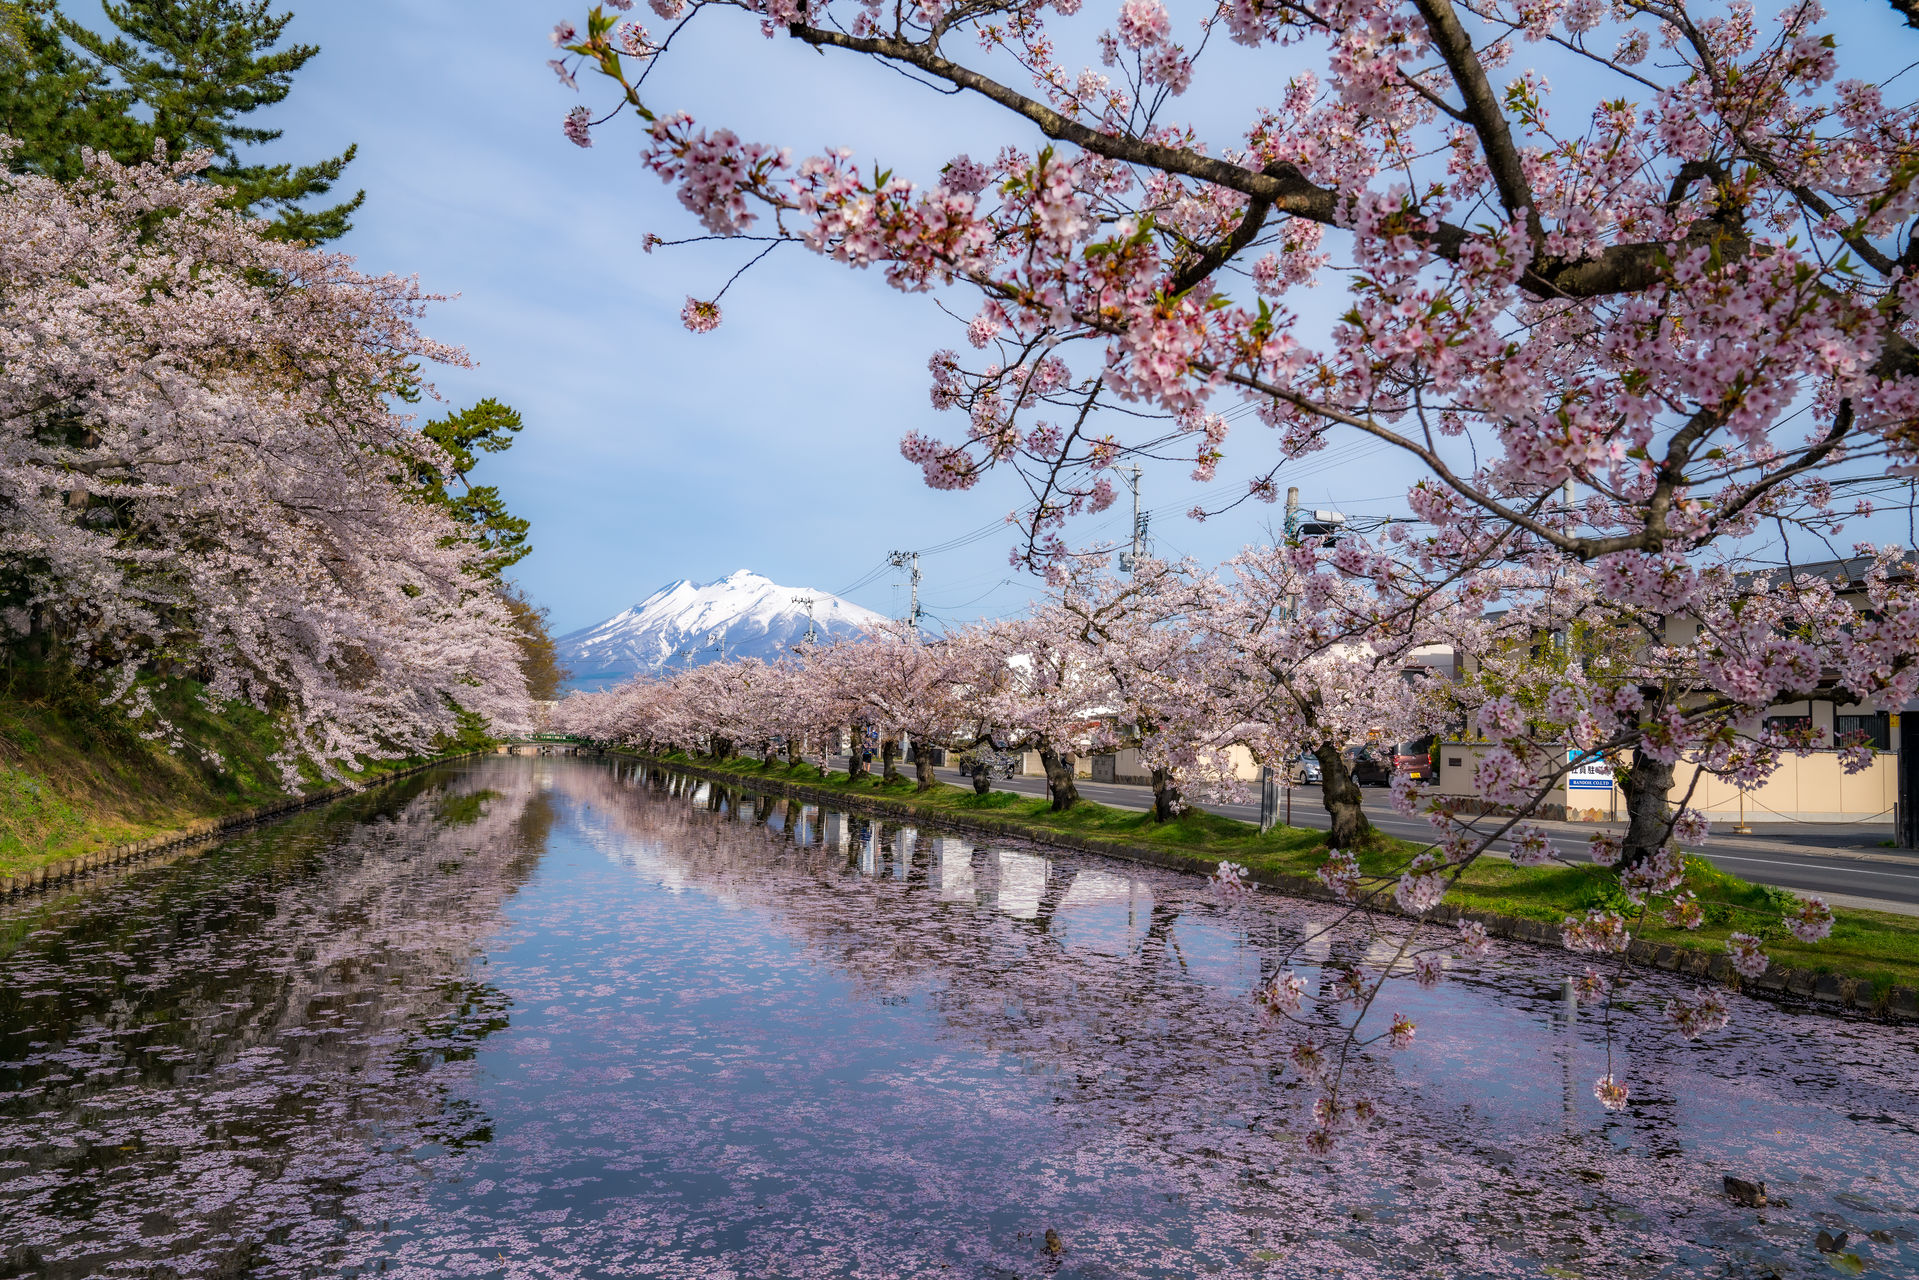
(1118, 465), (1148, 576)
(1282, 486), (1303, 621)
(886, 550), (922, 630)
(792, 595), (818, 646)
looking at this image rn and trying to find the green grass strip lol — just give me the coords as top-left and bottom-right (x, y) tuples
(647, 750), (1919, 996)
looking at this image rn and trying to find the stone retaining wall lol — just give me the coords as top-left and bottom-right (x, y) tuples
(641, 753), (1919, 1023)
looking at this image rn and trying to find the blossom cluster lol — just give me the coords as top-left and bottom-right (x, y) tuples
(0, 149), (532, 776)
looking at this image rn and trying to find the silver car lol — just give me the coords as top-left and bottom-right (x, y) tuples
(1295, 753), (1323, 785)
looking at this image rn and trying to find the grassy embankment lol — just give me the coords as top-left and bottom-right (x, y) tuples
(651, 750), (1919, 995)
(0, 672), (473, 879)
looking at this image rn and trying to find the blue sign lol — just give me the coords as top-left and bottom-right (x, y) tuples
(1567, 749), (1614, 791)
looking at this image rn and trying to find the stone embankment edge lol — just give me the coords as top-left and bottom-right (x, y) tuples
(0, 751), (486, 901)
(637, 753), (1919, 1023)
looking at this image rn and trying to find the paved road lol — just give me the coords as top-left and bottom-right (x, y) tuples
(828, 756), (1919, 913)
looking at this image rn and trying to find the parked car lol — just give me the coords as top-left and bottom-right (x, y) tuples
(1348, 746), (1392, 786)
(1391, 736), (1437, 784)
(1294, 752), (1323, 785)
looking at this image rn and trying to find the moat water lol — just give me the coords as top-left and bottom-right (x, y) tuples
(0, 756), (1913, 1278)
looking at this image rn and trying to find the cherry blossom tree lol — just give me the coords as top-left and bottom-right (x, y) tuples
(823, 620), (1005, 788)
(1194, 531), (1501, 845)
(1045, 557), (1219, 821)
(1, 145), (530, 777)
(553, 548), (1904, 1126)
(974, 615), (1117, 808)
(554, 0), (1918, 549)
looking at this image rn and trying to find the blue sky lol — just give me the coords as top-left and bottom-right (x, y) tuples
(81, 0), (1420, 633)
(67, 1), (1919, 632)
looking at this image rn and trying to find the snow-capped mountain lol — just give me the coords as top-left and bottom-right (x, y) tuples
(558, 570), (887, 690)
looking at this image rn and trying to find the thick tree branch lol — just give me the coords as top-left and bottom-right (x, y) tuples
(784, 21), (1767, 306)
(788, 25), (1335, 219)
(1169, 183), (1274, 296)
(1410, 0), (1545, 243)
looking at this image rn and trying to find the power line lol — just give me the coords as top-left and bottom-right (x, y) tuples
(921, 578), (1016, 611)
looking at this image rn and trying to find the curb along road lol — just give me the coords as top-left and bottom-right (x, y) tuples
(637, 752), (1919, 1024)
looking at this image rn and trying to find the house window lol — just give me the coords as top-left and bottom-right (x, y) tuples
(1835, 712), (1890, 752)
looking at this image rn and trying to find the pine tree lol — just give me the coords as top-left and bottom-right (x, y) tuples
(0, 1), (144, 180)
(418, 399), (534, 582)
(0, 1), (361, 241)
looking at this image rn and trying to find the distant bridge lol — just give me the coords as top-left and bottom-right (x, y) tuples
(498, 733), (590, 756)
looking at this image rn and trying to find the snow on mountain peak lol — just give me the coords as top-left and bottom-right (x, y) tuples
(557, 571), (887, 690)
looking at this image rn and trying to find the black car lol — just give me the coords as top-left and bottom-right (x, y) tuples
(1348, 747), (1392, 786)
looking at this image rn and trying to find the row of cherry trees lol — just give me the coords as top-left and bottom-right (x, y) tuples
(557, 549), (1468, 836)
(0, 147), (533, 777)
(555, 533), (1908, 1130)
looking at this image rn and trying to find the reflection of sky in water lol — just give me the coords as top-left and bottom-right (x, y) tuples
(934, 836), (975, 903)
(0, 755), (1914, 1280)
(995, 849), (1049, 919)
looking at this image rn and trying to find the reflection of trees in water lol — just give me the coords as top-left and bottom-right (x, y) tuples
(539, 760), (1919, 1279)
(3, 758), (1906, 1279)
(0, 758), (549, 1278)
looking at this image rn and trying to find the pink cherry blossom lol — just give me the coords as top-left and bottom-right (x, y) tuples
(1212, 860), (1251, 901)
(2, 147), (531, 776)
(1262, 970), (1306, 1014)
(1665, 988), (1731, 1039)
(1115, 0), (1170, 50)
(1394, 866), (1447, 915)
(563, 105), (593, 146)
(539, 0), (1919, 1088)
(1785, 896), (1834, 943)
(1726, 933), (1770, 979)
(1508, 823), (1556, 866)
(681, 296), (723, 332)
(1561, 910), (1631, 954)
(1316, 848), (1361, 902)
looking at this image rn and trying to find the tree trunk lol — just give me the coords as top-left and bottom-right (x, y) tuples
(971, 767), (993, 796)
(1618, 749), (1676, 868)
(881, 735), (902, 784)
(711, 736), (733, 761)
(1038, 745), (1080, 811)
(785, 737), (801, 767)
(846, 727), (868, 781)
(1150, 766), (1181, 822)
(915, 743), (939, 791)
(1313, 742), (1372, 849)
